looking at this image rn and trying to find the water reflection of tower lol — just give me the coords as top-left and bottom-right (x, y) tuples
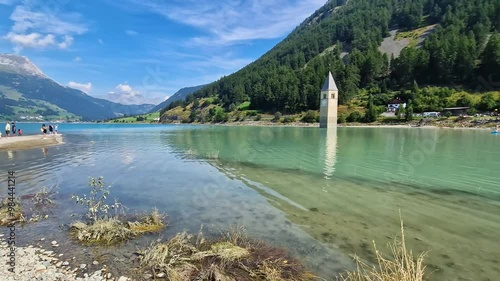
(323, 128), (338, 181)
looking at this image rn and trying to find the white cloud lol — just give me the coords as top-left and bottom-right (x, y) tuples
(4, 4), (87, 50)
(68, 81), (92, 93)
(0, 0), (17, 5)
(127, 0), (325, 45)
(105, 83), (164, 105)
(125, 30), (138, 36)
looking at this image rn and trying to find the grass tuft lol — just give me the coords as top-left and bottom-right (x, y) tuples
(139, 225), (316, 281)
(70, 219), (134, 245)
(70, 208), (166, 245)
(340, 217), (427, 281)
(0, 197), (25, 226)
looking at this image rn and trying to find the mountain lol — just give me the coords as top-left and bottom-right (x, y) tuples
(0, 54), (155, 121)
(166, 0), (499, 116)
(149, 84), (206, 113)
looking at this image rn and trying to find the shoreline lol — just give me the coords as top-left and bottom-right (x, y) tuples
(0, 235), (129, 281)
(160, 121), (498, 130)
(0, 134), (64, 152)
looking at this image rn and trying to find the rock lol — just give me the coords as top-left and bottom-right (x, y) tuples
(51, 240), (58, 245)
(157, 272), (166, 278)
(56, 261), (63, 267)
(144, 274), (153, 279)
(118, 276), (128, 281)
(107, 273), (112, 279)
(80, 264), (87, 269)
(59, 254), (63, 257)
(35, 264), (47, 271)
(62, 261), (70, 266)
(40, 237), (45, 241)
(45, 250), (54, 255)
(92, 260), (99, 265)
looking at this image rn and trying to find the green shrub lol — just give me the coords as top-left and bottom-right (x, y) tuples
(254, 114), (262, 121)
(301, 110), (318, 123)
(282, 116), (295, 123)
(338, 114), (346, 124)
(272, 111), (282, 122)
(347, 111), (363, 122)
(246, 111), (258, 117)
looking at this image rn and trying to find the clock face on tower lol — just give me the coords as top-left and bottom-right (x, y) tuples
(321, 100), (327, 106)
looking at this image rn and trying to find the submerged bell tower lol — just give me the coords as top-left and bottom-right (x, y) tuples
(319, 72), (339, 128)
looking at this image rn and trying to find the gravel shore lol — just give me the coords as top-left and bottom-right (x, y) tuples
(0, 235), (130, 281)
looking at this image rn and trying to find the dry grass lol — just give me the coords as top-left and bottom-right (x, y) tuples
(139, 226), (317, 281)
(339, 218), (427, 281)
(70, 219), (134, 245)
(0, 197), (25, 226)
(129, 208), (166, 233)
(70, 208), (166, 245)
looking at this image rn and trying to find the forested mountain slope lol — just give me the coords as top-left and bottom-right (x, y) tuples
(168, 0), (500, 114)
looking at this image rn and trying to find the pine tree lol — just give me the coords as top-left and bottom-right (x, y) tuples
(405, 100), (414, 121)
(364, 95), (378, 123)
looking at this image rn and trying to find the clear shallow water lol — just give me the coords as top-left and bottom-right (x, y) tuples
(0, 124), (499, 280)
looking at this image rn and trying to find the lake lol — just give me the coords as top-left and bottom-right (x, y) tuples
(1, 123), (499, 280)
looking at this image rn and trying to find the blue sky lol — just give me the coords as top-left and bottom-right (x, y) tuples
(0, 0), (326, 105)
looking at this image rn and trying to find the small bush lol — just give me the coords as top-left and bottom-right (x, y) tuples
(246, 111), (258, 117)
(282, 116), (295, 123)
(272, 111), (282, 122)
(70, 177), (166, 245)
(301, 110), (319, 123)
(254, 114), (262, 121)
(347, 111), (363, 122)
(338, 114), (347, 124)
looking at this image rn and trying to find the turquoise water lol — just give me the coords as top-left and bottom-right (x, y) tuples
(0, 124), (499, 280)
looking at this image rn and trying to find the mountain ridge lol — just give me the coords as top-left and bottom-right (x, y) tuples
(162, 0), (499, 118)
(149, 84), (206, 113)
(0, 54), (156, 121)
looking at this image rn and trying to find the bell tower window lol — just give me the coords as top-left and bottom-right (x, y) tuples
(323, 94), (327, 99)
(331, 93), (335, 99)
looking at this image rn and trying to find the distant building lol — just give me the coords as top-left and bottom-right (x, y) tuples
(387, 98), (406, 112)
(423, 112), (440, 118)
(443, 107), (470, 116)
(319, 72), (339, 128)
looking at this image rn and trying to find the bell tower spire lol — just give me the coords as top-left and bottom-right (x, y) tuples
(319, 72), (339, 128)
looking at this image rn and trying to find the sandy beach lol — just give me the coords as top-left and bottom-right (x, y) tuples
(0, 134), (64, 151)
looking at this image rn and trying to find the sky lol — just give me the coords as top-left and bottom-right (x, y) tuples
(0, 0), (326, 105)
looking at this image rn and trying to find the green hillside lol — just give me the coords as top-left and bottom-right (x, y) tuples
(0, 85), (80, 121)
(0, 54), (156, 121)
(161, 0), (500, 119)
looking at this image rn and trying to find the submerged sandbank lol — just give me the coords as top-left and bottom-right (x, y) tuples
(0, 135), (64, 151)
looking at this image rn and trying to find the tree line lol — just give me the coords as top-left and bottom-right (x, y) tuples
(163, 0), (500, 115)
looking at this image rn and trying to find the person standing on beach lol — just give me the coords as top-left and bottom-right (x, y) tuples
(11, 122), (16, 136)
(55, 124), (58, 134)
(49, 124), (53, 135)
(5, 122), (10, 137)
(41, 124), (47, 138)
